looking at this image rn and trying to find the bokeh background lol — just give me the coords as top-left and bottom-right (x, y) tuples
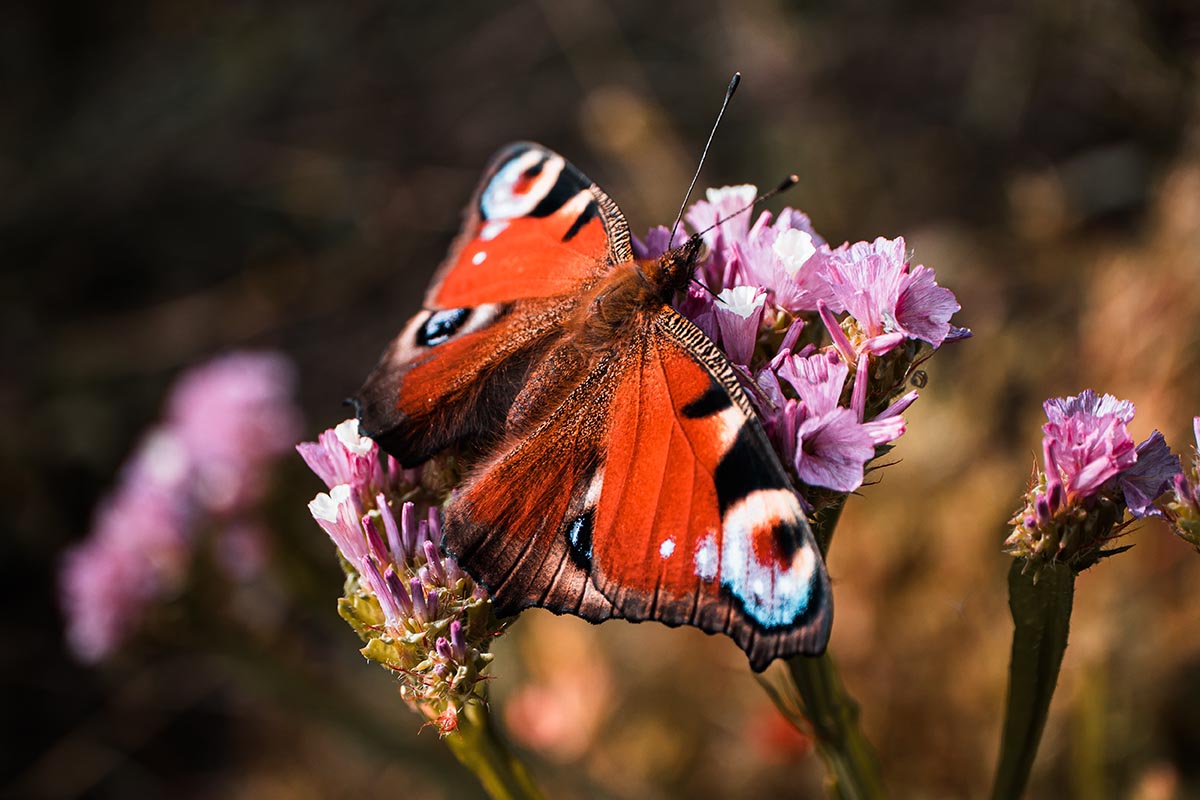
(6, 1), (1200, 798)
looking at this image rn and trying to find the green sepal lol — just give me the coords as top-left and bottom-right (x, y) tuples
(361, 635), (403, 668)
(338, 593), (384, 641)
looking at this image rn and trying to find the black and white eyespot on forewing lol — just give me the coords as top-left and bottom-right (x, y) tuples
(411, 303), (504, 349)
(481, 148), (566, 221)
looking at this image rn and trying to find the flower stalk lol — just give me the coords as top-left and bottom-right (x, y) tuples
(991, 560), (1074, 800)
(779, 498), (885, 800)
(990, 392), (1179, 799)
(443, 698), (547, 800)
(786, 653), (886, 800)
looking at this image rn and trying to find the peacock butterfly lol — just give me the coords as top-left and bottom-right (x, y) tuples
(353, 141), (832, 671)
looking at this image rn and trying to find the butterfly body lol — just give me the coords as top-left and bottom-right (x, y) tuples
(355, 143), (831, 670)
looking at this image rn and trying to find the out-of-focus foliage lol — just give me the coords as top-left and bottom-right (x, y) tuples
(5, 2), (1200, 798)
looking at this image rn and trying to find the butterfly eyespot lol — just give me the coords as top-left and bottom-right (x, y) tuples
(417, 308), (471, 347)
(565, 510), (594, 570)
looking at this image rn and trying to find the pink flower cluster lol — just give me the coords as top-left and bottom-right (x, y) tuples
(299, 420), (500, 732)
(1007, 390), (1181, 569)
(60, 352), (301, 662)
(635, 185), (967, 494)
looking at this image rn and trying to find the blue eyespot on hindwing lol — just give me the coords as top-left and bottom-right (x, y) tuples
(417, 308), (471, 347)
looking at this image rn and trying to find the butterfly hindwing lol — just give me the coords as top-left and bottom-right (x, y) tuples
(445, 306), (831, 671)
(354, 143), (630, 466)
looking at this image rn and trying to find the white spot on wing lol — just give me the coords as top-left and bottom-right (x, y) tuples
(694, 534), (718, 580)
(457, 303), (503, 337)
(584, 468), (605, 507)
(472, 250), (487, 265)
(559, 189), (592, 219)
(480, 221), (508, 241)
(712, 405), (744, 452)
(718, 488), (818, 627)
(659, 538), (675, 559)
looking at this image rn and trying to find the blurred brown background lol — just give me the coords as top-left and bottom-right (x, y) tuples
(5, 1), (1200, 798)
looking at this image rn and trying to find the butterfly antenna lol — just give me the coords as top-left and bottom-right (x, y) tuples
(694, 173), (800, 239)
(685, 173), (799, 299)
(669, 72), (741, 248)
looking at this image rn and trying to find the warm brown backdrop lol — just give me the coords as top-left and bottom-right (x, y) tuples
(6, 2), (1200, 798)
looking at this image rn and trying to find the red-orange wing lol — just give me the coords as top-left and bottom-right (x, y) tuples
(355, 143), (631, 466)
(446, 307), (832, 671)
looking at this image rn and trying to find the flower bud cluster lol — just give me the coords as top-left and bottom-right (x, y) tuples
(300, 420), (502, 732)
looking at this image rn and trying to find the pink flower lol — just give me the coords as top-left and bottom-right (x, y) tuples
(1042, 390), (1139, 498)
(772, 351), (907, 492)
(1007, 391), (1183, 570)
(630, 184), (965, 504)
(818, 237), (961, 354)
(683, 186), (833, 311)
(1039, 389), (1178, 517)
(684, 184), (759, 287)
(1120, 432), (1182, 518)
(60, 458), (191, 661)
(713, 286), (767, 365)
(296, 418), (408, 503)
(300, 420), (498, 730)
(1166, 418), (1200, 548)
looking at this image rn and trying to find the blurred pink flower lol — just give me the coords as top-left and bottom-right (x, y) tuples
(60, 351), (302, 662)
(168, 352), (301, 513)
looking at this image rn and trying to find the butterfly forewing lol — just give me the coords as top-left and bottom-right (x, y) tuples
(354, 143), (630, 466)
(426, 142), (632, 308)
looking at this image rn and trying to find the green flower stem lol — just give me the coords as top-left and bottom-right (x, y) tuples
(773, 494), (885, 799)
(991, 560), (1076, 800)
(787, 653), (887, 800)
(443, 698), (546, 800)
(811, 494), (847, 557)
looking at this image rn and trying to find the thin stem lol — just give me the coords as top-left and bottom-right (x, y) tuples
(772, 492), (885, 799)
(443, 698), (546, 800)
(812, 494), (848, 557)
(787, 654), (886, 800)
(990, 560), (1076, 800)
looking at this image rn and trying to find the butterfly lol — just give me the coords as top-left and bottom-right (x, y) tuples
(353, 142), (831, 670)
